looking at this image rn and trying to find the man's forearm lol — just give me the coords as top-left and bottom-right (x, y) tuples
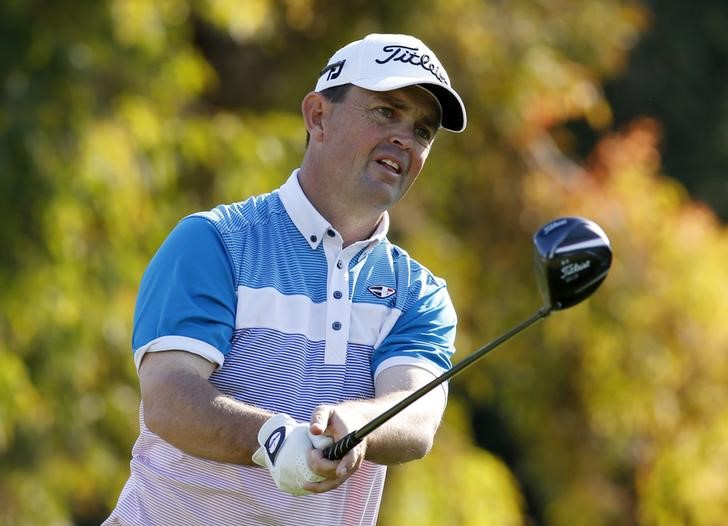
(140, 358), (272, 465)
(329, 387), (444, 465)
(369, 392), (442, 464)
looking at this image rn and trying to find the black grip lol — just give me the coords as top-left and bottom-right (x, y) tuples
(322, 431), (362, 460)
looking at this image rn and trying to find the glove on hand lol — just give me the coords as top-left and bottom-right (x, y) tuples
(252, 413), (333, 496)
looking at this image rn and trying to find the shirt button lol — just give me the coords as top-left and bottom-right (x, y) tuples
(333, 291), (343, 299)
(332, 321), (342, 330)
(336, 260), (343, 269)
(327, 229), (336, 237)
(310, 235), (317, 243)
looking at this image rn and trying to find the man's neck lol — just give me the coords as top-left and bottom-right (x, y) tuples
(297, 165), (383, 248)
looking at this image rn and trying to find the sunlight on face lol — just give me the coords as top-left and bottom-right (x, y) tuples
(320, 85), (441, 213)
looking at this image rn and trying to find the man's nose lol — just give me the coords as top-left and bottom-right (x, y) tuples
(388, 124), (415, 150)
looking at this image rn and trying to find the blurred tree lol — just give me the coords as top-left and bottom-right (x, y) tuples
(359, 1), (728, 525)
(564, 0), (728, 219)
(0, 1), (303, 524)
(500, 118), (728, 525)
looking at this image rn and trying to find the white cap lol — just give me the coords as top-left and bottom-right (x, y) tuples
(315, 33), (467, 132)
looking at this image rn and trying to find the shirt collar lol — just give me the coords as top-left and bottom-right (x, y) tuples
(278, 169), (389, 250)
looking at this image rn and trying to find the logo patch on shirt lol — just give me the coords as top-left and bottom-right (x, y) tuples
(368, 285), (396, 299)
(264, 426), (286, 465)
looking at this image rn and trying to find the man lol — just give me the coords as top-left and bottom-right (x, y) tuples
(104, 33), (466, 525)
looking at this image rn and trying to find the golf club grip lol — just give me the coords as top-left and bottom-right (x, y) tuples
(322, 431), (362, 460)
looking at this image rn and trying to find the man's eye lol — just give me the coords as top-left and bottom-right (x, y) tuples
(376, 107), (394, 118)
(416, 127), (433, 142)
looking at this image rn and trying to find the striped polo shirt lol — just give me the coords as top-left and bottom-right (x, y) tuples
(104, 170), (457, 526)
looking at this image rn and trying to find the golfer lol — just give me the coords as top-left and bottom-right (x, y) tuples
(104, 32), (466, 525)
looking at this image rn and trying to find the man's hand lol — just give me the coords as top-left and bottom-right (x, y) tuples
(252, 413), (333, 496)
(304, 365), (448, 487)
(303, 405), (368, 493)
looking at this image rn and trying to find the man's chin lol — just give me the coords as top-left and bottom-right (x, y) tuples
(365, 182), (401, 207)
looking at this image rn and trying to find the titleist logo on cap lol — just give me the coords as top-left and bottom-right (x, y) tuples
(375, 45), (448, 85)
(314, 33), (467, 132)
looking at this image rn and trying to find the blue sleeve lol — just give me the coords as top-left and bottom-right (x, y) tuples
(132, 216), (237, 368)
(371, 282), (456, 377)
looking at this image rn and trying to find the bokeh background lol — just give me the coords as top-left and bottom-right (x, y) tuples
(2, 1), (728, 524)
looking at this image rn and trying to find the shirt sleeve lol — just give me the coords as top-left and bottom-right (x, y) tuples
(370, 282), (456, 380)
(132, 216), (237, 371)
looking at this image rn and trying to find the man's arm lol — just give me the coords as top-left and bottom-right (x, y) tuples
(304, 364), (446, 492)
(350, 365), (446, 463)
(139, 350), (272, 465)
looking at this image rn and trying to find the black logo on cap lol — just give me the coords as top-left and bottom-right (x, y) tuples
(320, 60), (346, 81)
(375, 45), (448, 84)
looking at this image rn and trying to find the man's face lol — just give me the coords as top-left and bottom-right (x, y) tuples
(321, 85), (441, 213)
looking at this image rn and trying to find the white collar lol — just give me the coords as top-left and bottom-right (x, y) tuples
(278, 169), (389, 250)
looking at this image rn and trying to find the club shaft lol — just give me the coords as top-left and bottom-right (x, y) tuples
(323, 306), (551, 460)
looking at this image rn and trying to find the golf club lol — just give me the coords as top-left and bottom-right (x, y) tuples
(322, 216), (612, 460)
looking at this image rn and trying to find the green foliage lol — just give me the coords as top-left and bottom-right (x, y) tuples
(489, 119), (728, 525)
(380, 402), (525, 526)
(603, 1), (728, 219)
(1, 0), (727, 525)
(0, 1), (302, 523)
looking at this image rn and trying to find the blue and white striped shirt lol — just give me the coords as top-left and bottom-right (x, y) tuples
(105, 170), (457, 526)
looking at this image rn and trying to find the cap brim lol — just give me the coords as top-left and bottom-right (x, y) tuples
(418, 83), (466, 133)
(351, 77), (467, 133)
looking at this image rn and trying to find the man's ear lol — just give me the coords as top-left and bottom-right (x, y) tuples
(301, 92), (327, 144)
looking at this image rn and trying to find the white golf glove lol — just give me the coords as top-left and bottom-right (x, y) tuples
(252, 413), (333, 496)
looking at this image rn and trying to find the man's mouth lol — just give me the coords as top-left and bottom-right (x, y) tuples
(377, 158), (402, 175)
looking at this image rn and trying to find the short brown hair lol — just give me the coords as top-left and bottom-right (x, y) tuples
(305, 84), (353, 147)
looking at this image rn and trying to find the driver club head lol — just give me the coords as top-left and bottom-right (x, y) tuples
(533, 217), (612, 311)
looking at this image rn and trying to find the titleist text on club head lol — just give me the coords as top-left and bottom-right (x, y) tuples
(533, 216), (612, 310)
